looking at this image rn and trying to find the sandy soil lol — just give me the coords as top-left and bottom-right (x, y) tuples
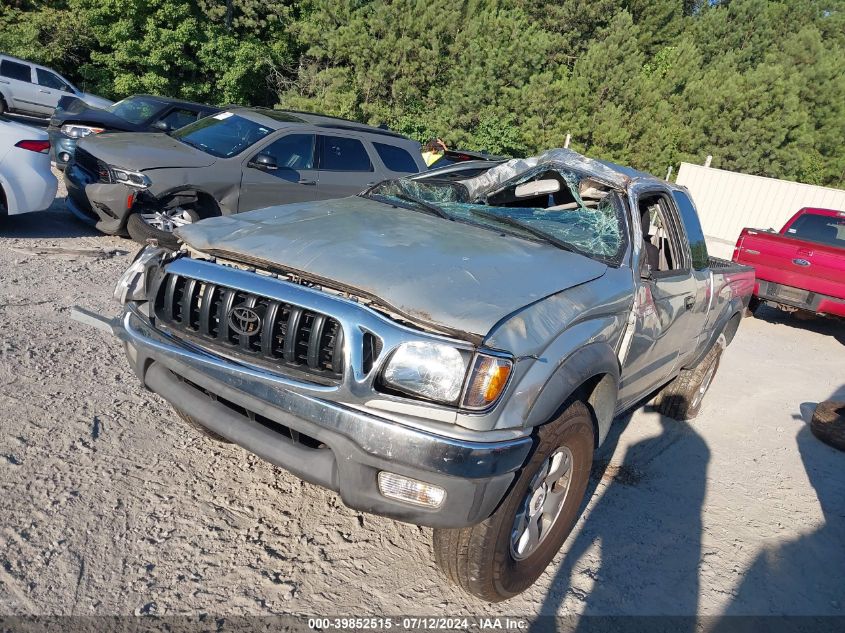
(1, 178), (843, 617)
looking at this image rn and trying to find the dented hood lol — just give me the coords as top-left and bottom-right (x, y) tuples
(77, 132), (216, 170)
(176, 197), (608, 338)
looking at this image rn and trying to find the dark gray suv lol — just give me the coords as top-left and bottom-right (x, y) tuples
(64, 107), (426, 245)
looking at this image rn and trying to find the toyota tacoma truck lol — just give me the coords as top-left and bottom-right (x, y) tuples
(733, 207), (845, 318)
(75, 149), (753, 601)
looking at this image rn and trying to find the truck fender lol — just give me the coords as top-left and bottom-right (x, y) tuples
(687, 301), (743, 369)
(525, 341), (620, 446)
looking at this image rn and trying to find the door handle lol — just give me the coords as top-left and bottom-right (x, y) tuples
(298, 179), (316, 186)
(684, 295), (695, 310)
(39, 89), (51, 93)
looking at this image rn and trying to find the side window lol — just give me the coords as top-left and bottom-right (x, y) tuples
(373, 142), (418, 173)
(638, 193), (688, 275)
(36, 69), (71, 91)
(158, 108), (201, 131)
(1, 60), (32, 82)
(671, 190), (710, 270)
(259, 134), (315, 170)
(318, 135), (373, 172)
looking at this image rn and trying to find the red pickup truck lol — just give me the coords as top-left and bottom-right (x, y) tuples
(733, 207), (845, 317)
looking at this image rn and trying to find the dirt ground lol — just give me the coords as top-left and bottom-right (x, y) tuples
(1, 177), (843, 618)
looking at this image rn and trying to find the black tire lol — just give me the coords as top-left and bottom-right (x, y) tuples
(174, 409), (232, 444)
(127, 207), (199, 250)
(0, 97), (6, 116)
(432, 401), (594, 602)
(811, 401), (845, 452)
(653, 343), (722, 421)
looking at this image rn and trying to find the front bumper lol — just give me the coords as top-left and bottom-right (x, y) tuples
(64, 163), (136, 235)
(76, 307), (533, 528)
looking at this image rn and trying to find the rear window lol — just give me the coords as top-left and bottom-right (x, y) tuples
(373, 142), (418, 173)
(787, 213), (845, 248)
(1, 60), (31, 82)
(173, 112), (274, 158)
(319, 136), (373, 172)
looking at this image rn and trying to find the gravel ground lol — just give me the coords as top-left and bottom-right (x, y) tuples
(1, 178), (843, 618)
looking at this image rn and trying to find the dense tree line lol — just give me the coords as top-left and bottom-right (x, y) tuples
(2, 0), (843, 186)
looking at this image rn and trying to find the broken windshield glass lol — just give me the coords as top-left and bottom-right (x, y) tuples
(365, 162), (627, 264)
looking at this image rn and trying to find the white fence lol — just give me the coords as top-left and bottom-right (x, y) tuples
(675, 163), (845, 259)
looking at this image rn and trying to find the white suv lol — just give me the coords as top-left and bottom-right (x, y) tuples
(0, 55), (111, 118)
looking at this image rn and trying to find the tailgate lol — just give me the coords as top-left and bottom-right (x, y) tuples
(735, 230), (845, 299)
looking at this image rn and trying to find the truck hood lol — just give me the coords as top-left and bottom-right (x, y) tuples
(77, 132), (216, 170)
(176, 197), (608, 338)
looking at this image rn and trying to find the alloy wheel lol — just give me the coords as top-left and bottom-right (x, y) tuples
(510, 446), (574, 560)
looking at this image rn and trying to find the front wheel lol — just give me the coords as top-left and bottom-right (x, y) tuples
(127, 206), (199, 249)
(432, 401), (594, 602)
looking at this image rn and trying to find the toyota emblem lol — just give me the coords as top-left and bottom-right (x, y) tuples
(228, 305), (262, 336)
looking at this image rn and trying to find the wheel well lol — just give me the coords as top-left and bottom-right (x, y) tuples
(571, 373), (617, 448)
(156, 189), (220, 219)
(194, 192), (220, 219)
(723, 311), (743, 345)
(0, 182), (7, 215)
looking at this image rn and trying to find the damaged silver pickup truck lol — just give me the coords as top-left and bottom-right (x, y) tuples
(76, 149), (754, 601)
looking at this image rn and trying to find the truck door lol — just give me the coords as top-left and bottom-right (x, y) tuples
(618, 189), (708, 405)
(239, 132), (320, 212)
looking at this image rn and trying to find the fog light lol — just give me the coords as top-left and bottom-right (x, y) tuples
(59, 152), (71, 162)
(377, 472), (445, 508)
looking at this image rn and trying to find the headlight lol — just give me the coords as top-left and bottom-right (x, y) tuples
(113, 246), (167, 304)
(382, 342), (469, 404)
(109, 166), (151, 188)
(381, 342), (513, 408)
(60, 124), (104, 138)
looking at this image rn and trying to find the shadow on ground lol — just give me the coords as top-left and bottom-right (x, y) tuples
(0, 206), (100, 239)
(532, 384), (844, 629)
(710, 385), (845, 621)
(533, 406), (709, 628)
(752, 304), (845, 346)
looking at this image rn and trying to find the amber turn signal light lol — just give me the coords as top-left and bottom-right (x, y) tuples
(462, 354), (513, 409)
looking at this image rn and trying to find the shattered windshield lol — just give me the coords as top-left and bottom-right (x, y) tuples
(365, 167), (627, 264)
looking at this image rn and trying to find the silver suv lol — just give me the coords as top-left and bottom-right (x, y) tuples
(0, 54), (111, 118)
(65, 107), (427, 247)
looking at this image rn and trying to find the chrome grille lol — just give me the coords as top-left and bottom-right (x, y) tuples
(153, 272), (344, 382)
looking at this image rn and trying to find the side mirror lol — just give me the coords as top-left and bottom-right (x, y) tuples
(151, 120), (171, 132)
(514, 179), (560, 199)
(250, 153), (278, 171)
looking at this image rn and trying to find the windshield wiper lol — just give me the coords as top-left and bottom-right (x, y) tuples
(468, 208), (578, 253)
